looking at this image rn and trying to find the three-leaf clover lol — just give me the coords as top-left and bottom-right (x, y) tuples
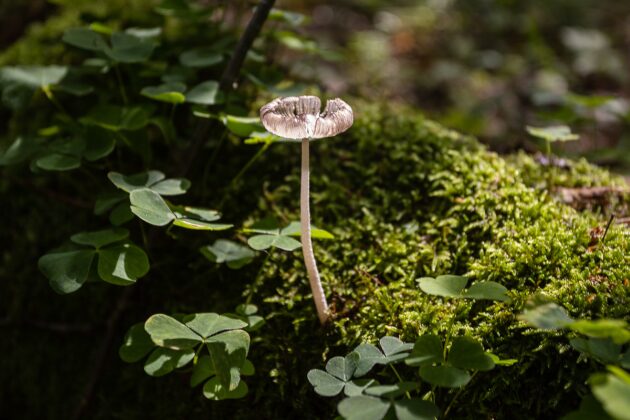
(119, 312), (253, 400)
(38, 228), (149, 293)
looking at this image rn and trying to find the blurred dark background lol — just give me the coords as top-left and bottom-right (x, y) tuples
(3, 0), (630, 173)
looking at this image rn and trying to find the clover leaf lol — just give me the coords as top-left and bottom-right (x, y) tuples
(38, 228), (149, 293)
(200, 239), (256, 269)
(244, 219), (333, 251)
(141, 82), (186, 104)
(352, 336), (413, 377)
(127, 310), (252, 398)
(307, 353), (360, 397)
(526, 125), (579, 142)
(418, 275), (509, 302)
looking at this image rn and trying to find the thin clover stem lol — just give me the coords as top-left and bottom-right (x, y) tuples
(389, 365), (412, 399)
(193, 342), (204, 365)
(139, 220), (149, 251)
(545, 140), (555, 190)
(219, 141), (271, 208)
(229, 142), (270, 189)
(443, 300), (465, 360)
(443, 371), (477, 418)
(114, 65), (128, 105)
(42, 85), (70, 117)
(245, 249), (273, 305)
(301, 138), (329, 325)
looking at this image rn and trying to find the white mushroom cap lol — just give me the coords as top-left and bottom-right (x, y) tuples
(259, 96), (353, 140)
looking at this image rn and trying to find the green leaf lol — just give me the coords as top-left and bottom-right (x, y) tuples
(0, 65), (68, 88)
(202, 377), (248, 400)
(173, 207), (219, 221)
(243, 217), (281, 234)
(70, 228), (129, 248)
(201, 240), (256, 269)
(562, 395), (613, 420)
(108, 170), (165, 192)
(141, 82), (186, 104)
(326, 354), (359, 382)
(223, 115), (263, 137)
(236, 304), (258, 317)
(206, 330), (250, 390)
(487, 353), (518, 366)
(590, 372), (630, 420)
(82, 105), (152, 131)
(105, 32), (156, 63)
(242, 359), (255, 376)
(418, 275), (468, 297)
(83, 127), (115, 161)
(119, 323), (155, 363)
(94, 192), (126, 215)
(406, 334), (444, 366)
(364, 382), (417, 398)
(62, 28), (107, 51)
(172, 218), (232, 231)
(570, 338), (622, 364)
(125, 27), (162, 39)
(144, 347), (194, 377)
(307, 369), (345, 397)
(183, 313), (247, 339)
(129, 188), (175, 226)
(35, 153), (81, 171)
(97, 242), (149, 285)
(338, 396), (391, 420)
(247, 234), (301, 251)
(38, 249), (95, 294)
(186, 81), (221, 105)
(191, 355), (215, 387)
(419, 365), (471, 388)
(280, 221), (335, 239)
(527, 125), (579, 142)
(353, 343), (386, 377)
(462, 281), (510, 302)
(0, 137), (41, 165)
(150, 178), (191, 196)
(344, 379), (379, 397)
(269, 9), (307, 26)
(110, 202), (134, 226)
(621, 350), (630, 369)
(393, 399), (441, 420)
(569, 320), (630, 344)
(379, 336), (413, 361)
(448, 337), (495, 371)
(145, 314), (202, 349)
(56, 80), (94, 97)
(518, 302), (574, 330)
(179, 48), (223, 68)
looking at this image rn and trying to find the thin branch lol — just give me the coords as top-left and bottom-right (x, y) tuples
(219, 0), (276, 91)
(177, 0), (276, 176)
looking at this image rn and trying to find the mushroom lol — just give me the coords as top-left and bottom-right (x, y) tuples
(260, 96), (353, 324)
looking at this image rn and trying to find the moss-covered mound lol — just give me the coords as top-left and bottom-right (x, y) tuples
(1, 101), (628, 419)
(233, 105), (630, 419)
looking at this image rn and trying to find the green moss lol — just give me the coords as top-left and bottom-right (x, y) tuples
(236, 104), (630, 418)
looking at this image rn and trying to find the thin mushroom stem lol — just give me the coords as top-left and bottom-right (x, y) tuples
(301, 138), (330, 324)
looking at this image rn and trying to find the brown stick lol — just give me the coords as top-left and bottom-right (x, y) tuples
(219, 0), (276, 91)
(177, 0), (276, 176)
